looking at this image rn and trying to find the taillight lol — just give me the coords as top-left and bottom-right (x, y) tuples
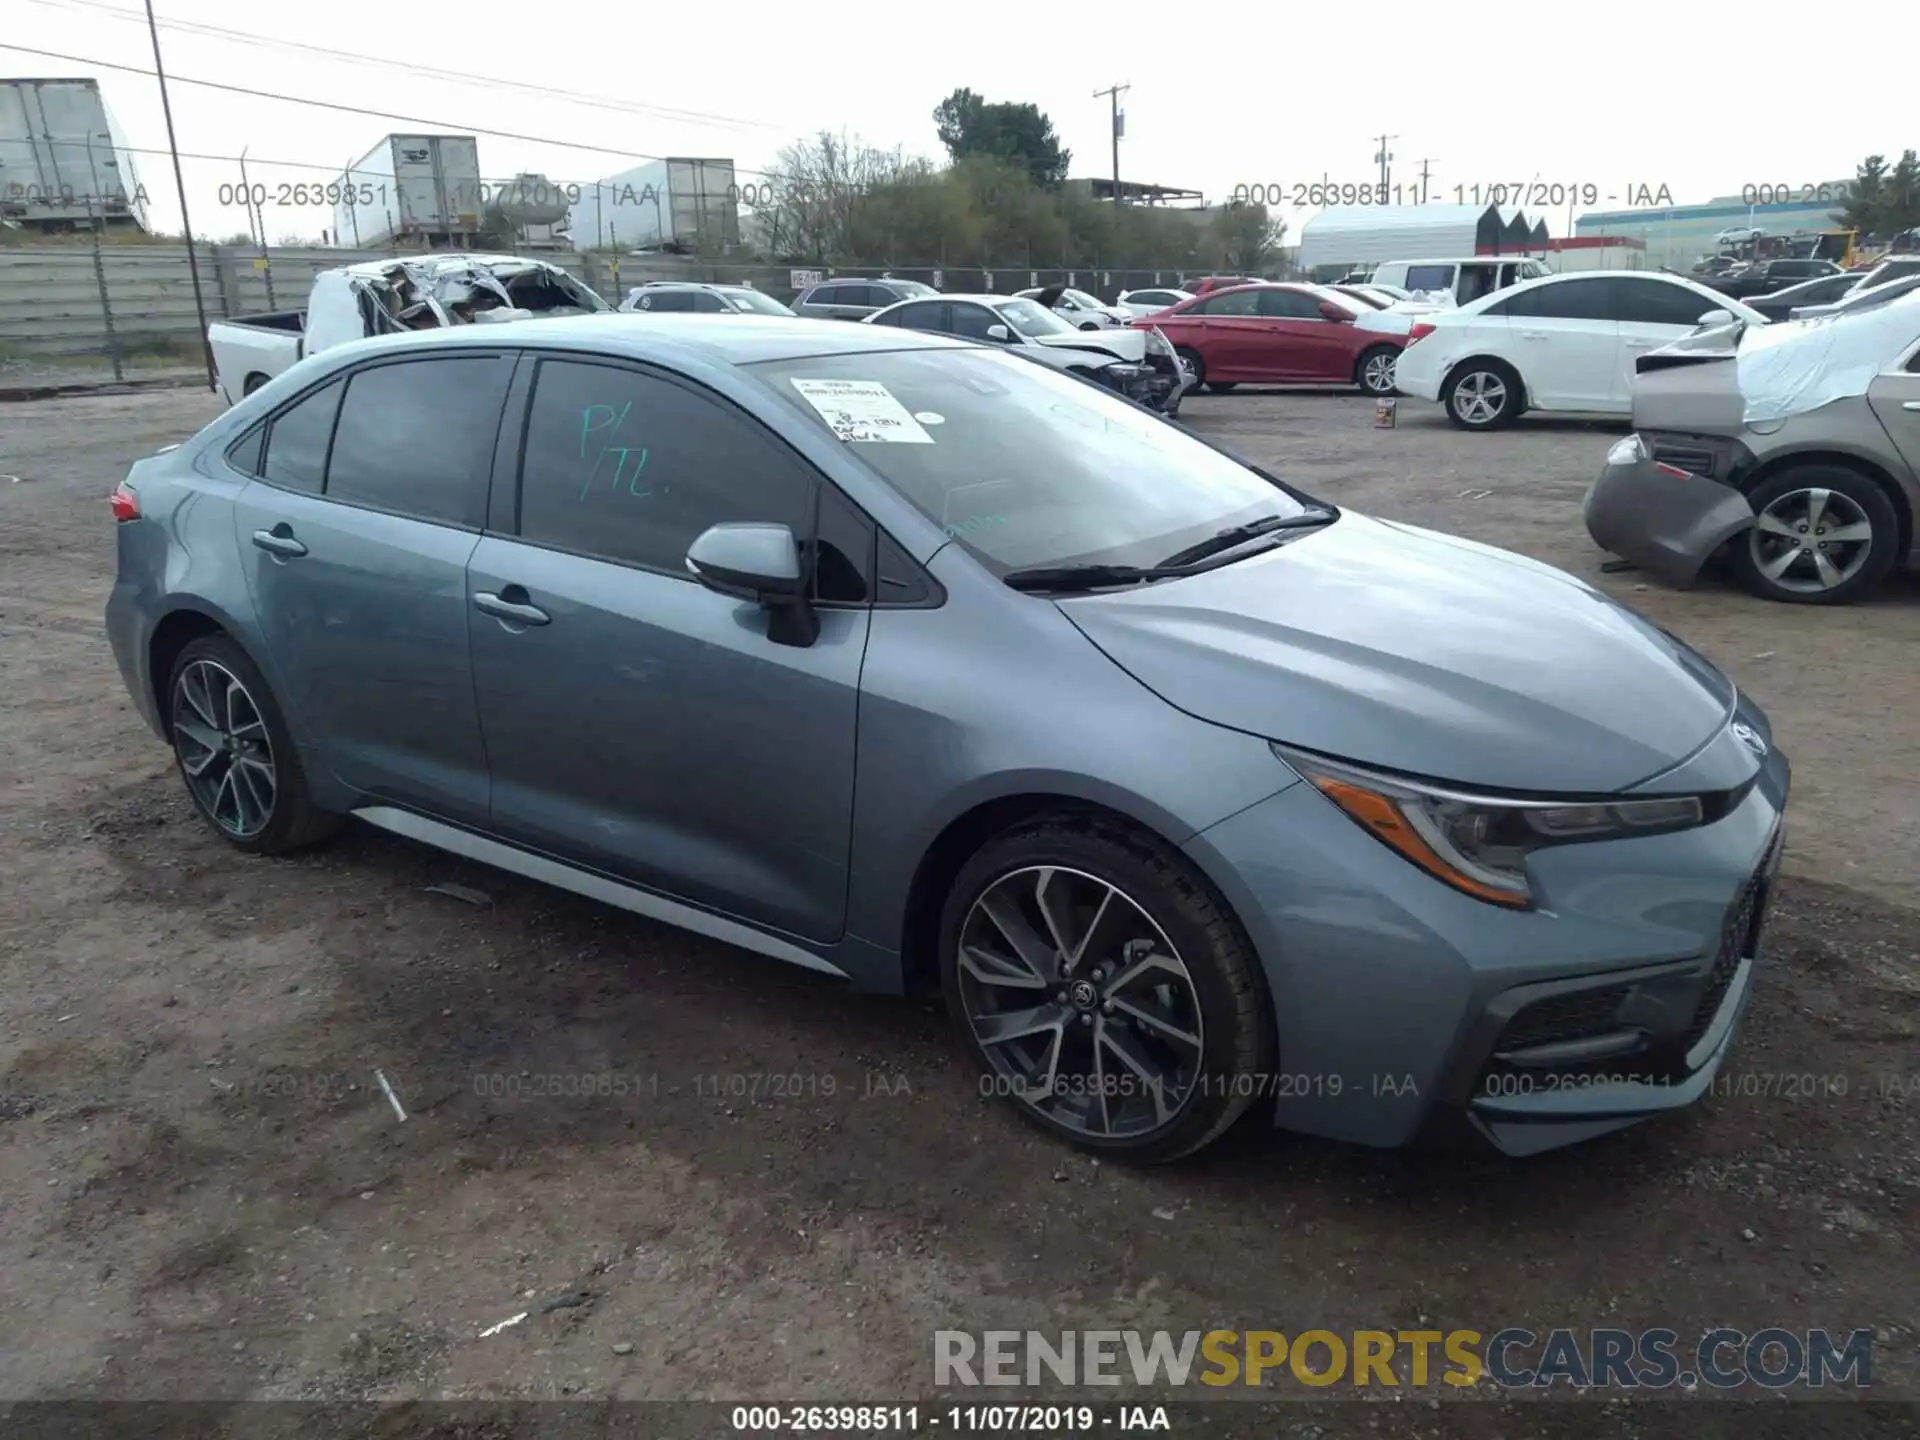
(110, 483), (140, 521)
(1406, 322), (1437, 345)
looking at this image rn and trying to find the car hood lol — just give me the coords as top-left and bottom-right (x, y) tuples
(1057, 513), (1736, 794)
(1035, 330), (1148, 362)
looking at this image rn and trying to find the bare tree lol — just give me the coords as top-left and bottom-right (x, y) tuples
(754, 131), (916, 262)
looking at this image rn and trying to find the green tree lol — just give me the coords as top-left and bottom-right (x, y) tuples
(1842, 154), (1889, 235)
(1884, 149), (1920, 233)
(932, 88), (1071, 188)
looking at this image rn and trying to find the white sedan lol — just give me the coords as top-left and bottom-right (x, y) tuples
(1115, 287), (1194, 317)
(1392, 272), (1768, 430)
(1013, 286), (1134, 329)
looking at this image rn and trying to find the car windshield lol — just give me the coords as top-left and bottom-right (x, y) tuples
(725, 289), (794, 315)
(1060, 289), (1106, 310)
(748, 347), (1314, 573)
(890, 280), (938, 298)
(995, 298), (1076, 337)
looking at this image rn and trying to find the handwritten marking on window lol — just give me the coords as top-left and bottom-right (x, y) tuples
(578, 401), (653, 500)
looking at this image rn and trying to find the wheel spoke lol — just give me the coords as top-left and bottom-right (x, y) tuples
(175, 719), (223, 761)
(1032, 869), (1078, 962)
(1759, 546), (1801, 580)
(182, 667), (218, 729)
(974, 1004), (1066, 1049)
(1811, 547), (1843, 588)
(1753, 511), (1798, 538)
(979, 890), (1059, 978)
(958, 943), (1049, 990)
(1802, 488), (1830, 532)
(1109, 995), (1202, 1050)
(1097, 1022), (1172, 1126)
(1822, 520), (1872, 543)
(211, 768), (240, 828)
(234, 759), (274, 827)
(1062, 887), (1116, 974)
(1103, 948), (1187, 996)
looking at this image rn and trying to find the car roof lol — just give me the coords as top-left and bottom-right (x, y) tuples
(313, 313), (973, 368)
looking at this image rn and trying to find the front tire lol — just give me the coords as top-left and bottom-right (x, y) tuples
(1728, 464), (1900, 605)
(939, 815), (1273, 1164)
(167, 635), (342, 854)
(1442, 359), (1521, 429)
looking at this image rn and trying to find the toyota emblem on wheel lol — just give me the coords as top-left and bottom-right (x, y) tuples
(1732, 722), (1768, 758)
(1069, 979), (1098, 1009)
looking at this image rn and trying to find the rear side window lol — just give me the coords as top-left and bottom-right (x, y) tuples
(634, 290), (693, 312)
(226, 424), (265, 477)
(1403, 264), (1455, 292)
(324, 356), (512, 527)
(259, 378), (344, 493)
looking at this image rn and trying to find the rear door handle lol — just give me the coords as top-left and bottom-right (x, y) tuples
(472, 589), (550, 626)
(251, 526), (307, 558)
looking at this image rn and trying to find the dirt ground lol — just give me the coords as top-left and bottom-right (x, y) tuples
(1, 384), (1915, 1436)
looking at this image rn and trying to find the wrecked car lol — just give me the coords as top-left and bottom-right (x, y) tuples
(1584, 286), (1920, 605)
(207, 253), (609, 405)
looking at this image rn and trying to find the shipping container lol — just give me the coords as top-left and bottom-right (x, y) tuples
(566, 158), (739, 252)
(0, 77), (149, 232)
(329, 134), (483, 250)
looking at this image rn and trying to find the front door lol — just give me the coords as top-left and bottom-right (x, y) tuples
(1490, 275), (1619, 411)
(228, 352), (513, 825)
(1253, 287), (1351, 380)
(1607, 277), (1732, 408)
(466, 354), (869, 943)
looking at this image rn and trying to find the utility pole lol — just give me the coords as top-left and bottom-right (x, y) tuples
(145, 0), (216, 391)
(1415, 157), (1436, 205)
(1094, 84), (1130, 203)
(1372, 133), (1398, 205)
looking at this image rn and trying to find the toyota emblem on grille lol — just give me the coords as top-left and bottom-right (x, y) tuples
(1732, 722), (1767, 757)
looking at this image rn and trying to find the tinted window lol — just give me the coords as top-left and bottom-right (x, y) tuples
(226, 423), (265, 477)
(869, 305), (904, 327)
(1608, 278), (1724, 327)
(893, 301), (948, 332)
(517, 359), (813, 574)
(811, 483), (872, 604)
(325, 357), (509, 526)
(841, 285), (880, 307)
(948, 303), (1001, 340)
(1492, 278), (1610, 321)
(692, 290), (728, 312)
(635, 290), (694, 312)
(1257, 288), (1326, 319)
(260, 378), (343, 493)
(1403, 264), (1455, 292)
(1195, 289), (1260, 316)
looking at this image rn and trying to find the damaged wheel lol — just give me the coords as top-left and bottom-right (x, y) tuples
(1729, 465), (1899, 605)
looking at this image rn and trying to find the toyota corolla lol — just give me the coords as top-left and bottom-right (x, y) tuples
(105, 315), (1789, 1162)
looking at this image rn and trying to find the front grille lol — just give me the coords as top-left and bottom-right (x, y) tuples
(1495, 985), (1635, 1054)
(1681, 833), (1781, 1050)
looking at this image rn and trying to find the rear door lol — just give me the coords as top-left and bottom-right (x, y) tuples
(1188, 288), (1264, 378)
(228, 351), (514, 824)
(1608, 277), (1732, 406)
(1486, 277), (1617, 411)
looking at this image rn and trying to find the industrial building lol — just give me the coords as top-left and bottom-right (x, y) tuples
(1296, 204), (1550, 279)
(1573, 185), (1855, 269)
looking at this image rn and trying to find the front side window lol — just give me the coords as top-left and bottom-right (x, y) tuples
(1609, 279), (1725, 327)
(325, 356), (511, 526)
(750, 348), (1315, 575)
(515, 358), (814, 575)
(1258, 288), (1327, 319)
(259, 378), (344, 493)
(947, 304), (1003, 341)
(891, 302), (949, 333)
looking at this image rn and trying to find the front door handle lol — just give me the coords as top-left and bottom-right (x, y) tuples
(1624, 339), (1658, 348)
(472, 589), (551, 626)
(251, 526), (307, 558)
(1519, 330), (1549, 340)
(1903, 400), (1920, 411)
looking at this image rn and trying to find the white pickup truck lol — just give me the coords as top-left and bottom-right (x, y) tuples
(207, 252), (610, 405)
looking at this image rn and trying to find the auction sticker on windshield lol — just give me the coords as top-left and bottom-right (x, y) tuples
(791, 379), (934, 443)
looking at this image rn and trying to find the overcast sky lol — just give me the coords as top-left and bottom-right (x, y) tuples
(5, 0), (1910, 243)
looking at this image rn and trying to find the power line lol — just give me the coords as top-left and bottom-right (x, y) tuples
(23, 0), (778, 133)
(0, 42), (790, 184)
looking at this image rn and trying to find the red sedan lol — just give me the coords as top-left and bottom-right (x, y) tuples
(1133, 283), (1405, 396)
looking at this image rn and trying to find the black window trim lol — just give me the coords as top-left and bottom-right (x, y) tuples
(495, 348), (943, 610)
(223, 369), (347, 495)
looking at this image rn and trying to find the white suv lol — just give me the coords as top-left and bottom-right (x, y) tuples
(1367, 256), (1551, 306)
(1392, 272), (1767, 429)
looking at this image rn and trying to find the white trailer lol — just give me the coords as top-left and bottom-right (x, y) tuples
(0, 77), (149, 232)
(329, 134), (484, 250)
(567, 157), (739, 251)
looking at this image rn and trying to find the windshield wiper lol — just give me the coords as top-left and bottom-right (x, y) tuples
(1152, 509), (1337, 569)
(1001, 562), (1189, 593)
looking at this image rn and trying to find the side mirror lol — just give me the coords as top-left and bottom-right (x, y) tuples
(1696, 308), (1735, 328)
(685, 522), (818, 646)
(1317, 300), (1352, 322)
(986, 323), (1012, 341)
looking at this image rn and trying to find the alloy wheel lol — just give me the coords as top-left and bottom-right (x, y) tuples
(1747, 487), (1874, 594)
(956, 865), (1204, 1139)
(171, 658), (278, 838)
(1452, 370), (1506, 424)
(1362, 351), (1398, 394)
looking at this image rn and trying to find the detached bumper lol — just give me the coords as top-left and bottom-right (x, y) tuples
(1584, 436), (1755, 587)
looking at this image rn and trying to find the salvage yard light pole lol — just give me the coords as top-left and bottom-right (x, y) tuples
(145, 0), (216, 391)
(1094, 84), (1129, 204)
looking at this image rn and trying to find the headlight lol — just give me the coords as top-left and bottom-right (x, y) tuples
(1606, 434), (1647, 466)
(1273, 745), (1706, 909)
(1142, 326), (1174, 358)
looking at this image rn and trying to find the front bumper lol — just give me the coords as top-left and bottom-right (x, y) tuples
(1182, 720), (1790, 1155)
(1112, 357), (1192, 416)
(1584, 436), (1756, 587)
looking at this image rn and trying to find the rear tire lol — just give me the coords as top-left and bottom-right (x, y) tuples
(1441, 359), (1521, 429)
(939, 814), (1274, 1164)
(242, 373), (269, 397)
(1356, 344), (1400, 396)
(1728, 464), (1900, 605)
(167, 635), (342, 854)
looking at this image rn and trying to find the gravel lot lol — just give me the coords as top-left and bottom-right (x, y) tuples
(0, 384), (1915, 1435)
